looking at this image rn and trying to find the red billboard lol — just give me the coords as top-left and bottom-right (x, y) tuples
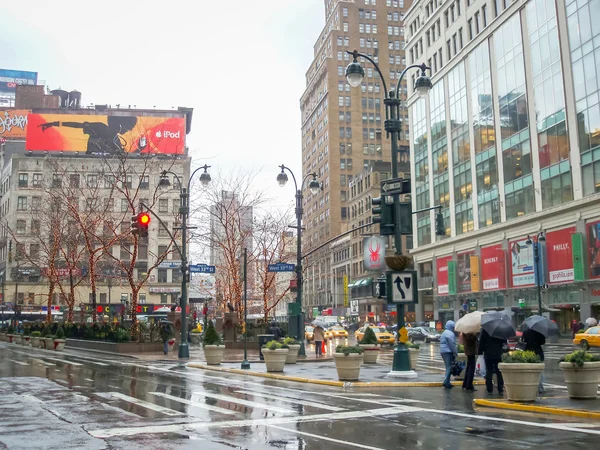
(587, 220), (600, 279)
(546, 227), (576, 284)
(26, 113), (186, 154)
(481, 244), (507, 290)
(436, 255), (452, 295)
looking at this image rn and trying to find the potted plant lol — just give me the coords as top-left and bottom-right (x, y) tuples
(498, 350), (544, 402)
(559, 350), (600, 399)
(13, 330), (22, 345)
(40, 326), (51, 349)
(7, 325), (16, 343)
(203, 321), (224, 365)
(407, 342), (420, 370)
(262, 340), (289, 372)
(358, 327), (380, 364)
(30, 331), (42, 348)
(22, 328), (31, 346)
(333, 345), (364, 381)
(54, 326), (66, 351)
(190, 324), (203, 346)
(283, 337), (301, 364)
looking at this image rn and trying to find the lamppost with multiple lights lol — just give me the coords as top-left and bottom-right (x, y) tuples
(345, 50), (432, 374)
(158, 164), (211, 359)
(526, 232), (546, 315)
(277, 165), (321, 357)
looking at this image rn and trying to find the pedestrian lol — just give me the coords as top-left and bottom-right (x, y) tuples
(268, 321), (284, 340)
(440, 320), (457, 389)
(159, 322), (174, 355)
(571, 320), (579, 339)
(478, 328), (506, 395)
(461, 332), (478, 391)
(522, 328), (545, 394)
(313, 325), (325, 357)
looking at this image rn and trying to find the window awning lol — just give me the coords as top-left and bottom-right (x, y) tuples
(350, 277), (373, 288)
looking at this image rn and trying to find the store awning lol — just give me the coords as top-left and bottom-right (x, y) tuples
(347, 281), (357, 288)
(350, 278), (373, 288)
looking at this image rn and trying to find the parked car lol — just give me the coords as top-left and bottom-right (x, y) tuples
(573, 326), (600, 349)
(355, 326), (395, 345)
(408, 327), (441, 343)
(305, 326), (314, 342)
(325, 326), (348, 340)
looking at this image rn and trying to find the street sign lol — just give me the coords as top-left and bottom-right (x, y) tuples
(189, 264), (216, 274)
(268, 263), (295, 272)
(350, 300), (359, 315)
(542, 283), (549, 291)
(381, 177), (410, 196)
(387, 270), (418, 303)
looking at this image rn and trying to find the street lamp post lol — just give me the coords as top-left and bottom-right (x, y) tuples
(346, 49), (432, 373)
(277, 165), (321, 357)
(526, 232), (546, 315)
(159, 165), (211, 359)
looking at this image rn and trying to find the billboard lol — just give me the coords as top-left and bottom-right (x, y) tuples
(0, 109), (30, 139)
(0, 69), (37, 96)
(509, 238), (535, 287)
(546, 227), (576, 284)
(587, 220), (600, 279)
(481, 244), (507, 290)
(457, 251), (475, 293)
(363, 236), (387, 271)
(436, 255), (453, 295)
(26, 113), (186, 154)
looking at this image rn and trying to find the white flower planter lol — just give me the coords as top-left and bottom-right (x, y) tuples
(559, 361), (600, 399)
(44, 338), (55, 350)
(23, 336), (31, 346)
(204, 345), (225, 365)
(333, 352), (364, 381)
(359, 344), (380, 364)
(0, 333), (6, 342)
(13, 335), (22, 345)
(498, 363), (545, 402)
(54, 339), (66, 351)
(263, 348), (289, 372)
(30, 336), (41, 348)
(409, 348), (420, 370)
(285, 344), (301, 364)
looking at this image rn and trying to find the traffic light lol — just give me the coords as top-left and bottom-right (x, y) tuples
(435, 211), (445, 236)
(371, 196), (394, 236)
(130, 215), (140, 236)
(138, 212), (151, 238)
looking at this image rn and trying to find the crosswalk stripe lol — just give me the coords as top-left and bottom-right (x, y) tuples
(192, 391), (295, 414)
(268, 424), (387, 450)
(148, 392), (236, 415)
(30, 358), (56, 366)
(97, 392), (183, 416)
(234, 390), (346, 412)
(10, 360), (29, 366)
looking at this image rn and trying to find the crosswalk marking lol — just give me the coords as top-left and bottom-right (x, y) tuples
(148, 392), (237, 415)
(30, 358), (56, 366)
(192, 391), (295, 414)
(97, 392), (183, 416)
(268, 425), (387, 450)
(234, 390), (346, 412)
(10, 360), (29, 366)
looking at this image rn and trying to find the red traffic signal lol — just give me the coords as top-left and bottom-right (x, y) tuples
(138, 213), (150, 226)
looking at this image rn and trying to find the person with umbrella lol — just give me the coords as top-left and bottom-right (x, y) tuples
(159, 320), (175, 355)
(478, 312), (515, 395)
(521, 315), (559, 395)
(440, 320), (458, 389)
(312, 322), (325, 357)
(461, 332), (478, 391)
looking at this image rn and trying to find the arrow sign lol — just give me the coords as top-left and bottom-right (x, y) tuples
(268, 263), (295, 272)
(388, 270), (417, 303)
(382, 181), (403, 192)
(381, 177), (409, 196)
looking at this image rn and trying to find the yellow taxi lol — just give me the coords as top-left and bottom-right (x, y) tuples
(355, 326), (395, 345)
(573, 326), (600, 349)
(325, 326), (349, 340)
(305, 326), (314, 342)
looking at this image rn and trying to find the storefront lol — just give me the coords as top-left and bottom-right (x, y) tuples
(547, 287), (582, 333)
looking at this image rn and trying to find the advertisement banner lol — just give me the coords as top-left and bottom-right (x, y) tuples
(481, 244), (507, 290)
(448, 261), (457, 295)
(343, 274), (349, 307)
(26, 113), (186, 154)
(587, 220), (600, 279)
(0, 109), (30, 139)
(363, 236), (387, 271)
(457, 251), (474, 293)
(0, 69), (37, 94)
(546, 227), (575, 284)
(470, 255), (480, 292)
(436, 256), (452, 295)
(572, 232), (585, 282)
(509, 238), (535, 287)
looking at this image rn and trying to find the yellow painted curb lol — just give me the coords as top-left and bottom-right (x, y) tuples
(188, 363), (486, 388)
(474, 398), (600, 420)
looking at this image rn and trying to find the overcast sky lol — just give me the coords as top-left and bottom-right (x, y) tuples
(0, 0), (325, 211)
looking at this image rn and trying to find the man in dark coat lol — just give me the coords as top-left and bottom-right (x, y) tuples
(461, 333), (478, 391)
(478, 329), (506, 395)
(523, 328), (545, 394)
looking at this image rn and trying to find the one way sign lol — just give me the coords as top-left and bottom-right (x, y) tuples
(387, 270), (418, 304)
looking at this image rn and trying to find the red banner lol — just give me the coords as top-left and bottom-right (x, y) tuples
(481, 244), (506, 290)
(436, 256), (452, 295)
(546, 227), (575, 284)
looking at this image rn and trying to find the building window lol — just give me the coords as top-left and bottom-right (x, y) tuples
(18, 173), (28, 188)
(503, 139), (532, 183)
(343, 22), (349, 32)
(468, 19), (473, 40)
(505, 179), (535, 219)
(121, 199), (129, 212)
(17, 196), (27, 211)
(70, 174), (80, 188)
(140, 175), (149, 189)
(478, 196), (501, 228)
(482, 5), (487, 28)
(16, 219), (26, 234)
(159, 198), (169, 213)
(104, 175), (115, 188)
(87, 174), (98, 188)
(52, 174), (61, 188)
(31, 220), (40, 234)
(157, 269), (168, 283)
(541, 163), (573, 209)
(30, 244), (40, 260)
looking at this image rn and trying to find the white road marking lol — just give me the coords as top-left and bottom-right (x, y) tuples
(85, 378), (94, 382)
(34, 356), (83, 366)
(378, 398), (430, 404)
(557, 423), (600, 429)
(99, 402), (144, 419)
(268, 424), (387, 450)
(192, 391), (294, 414)
(10, 360), (29, 366)
(30, 358), (56, 366)
(234, 390), (346, 411)
(149, 392), (236, 415)
(21, 394), (43, 403)
(97, 392), (183, 417)
(416, 363), (445, 371)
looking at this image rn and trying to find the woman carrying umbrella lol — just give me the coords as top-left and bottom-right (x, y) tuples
(455, 311), (484, 392)
(478, 312), (515, 395)
(521, 315), (558, 395)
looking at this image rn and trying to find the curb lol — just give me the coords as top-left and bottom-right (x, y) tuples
(473, 398), (600, 420)
(188, 363), (486, 388)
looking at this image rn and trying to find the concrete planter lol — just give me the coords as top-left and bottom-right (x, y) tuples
(409, 348), (420, 370)
(0, 333), (6, 342)
(30, 336), (41, 348)
(285, 345), (301, 364)
(23, 336), (31, 346)
(559, 361), (600, 399)
(13, 335), (22, 345)
(333, 353), (364, 381)
(54, 339), (66, 351)
(44, 338), (55, 350)
(204, 345), (225, 365)
(263, 348), (289, 372)
(7, 334), (15, 343)
(190, 333), (202, 346)
(498, 363), (545, 402)
(359, 344), (380, 364)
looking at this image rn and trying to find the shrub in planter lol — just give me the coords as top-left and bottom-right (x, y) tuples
(54, 326), (66, 351)
(559, 350), (600, 399)
(203, 321), (224, 365)
(358, 327), (380, 364)
(30, 331), (42, 348)
(283, 337), (301, 364)
(499, 351), (544, 402)
(333, 345), (364, 381)
(262, 340), (289, 372)
(406, 342), (421, 370)
(7, 325), (16, 343)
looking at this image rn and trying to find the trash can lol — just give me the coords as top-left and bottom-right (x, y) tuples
(257, 334), (275, 360)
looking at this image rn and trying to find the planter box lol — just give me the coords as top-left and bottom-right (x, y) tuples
(40, 338), (47, 349)
(190, 333), (202, 346)
(285, 344), (301, 364)
(7, 334), (15, 343)
(13, 335), (22, 344)
(263, 348), (289, 372)
(204, 345), (225, 365)
(23, 336), (31, 346)
(333, 353), (364, 381)
(65, 339), (163, 353)
(0, 333), (6, 342)
(559, 361), (600, 399)
(44, 338), (55, 350)
(30, 336), (41, 348)
(409, 348), (420, 370)
(498, 363), (545, 402)
(359, 344), (380, 364)
(54, 339), (66, 351)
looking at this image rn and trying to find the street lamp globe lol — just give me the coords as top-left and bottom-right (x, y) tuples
(414, 72), (433, 98)
(308, 177), (320, 194)
(345, 61), (365, 88)
(277, 170), (288, 187)
(158, 173), (171, 188)
(199, 170), (211, 187)
(525, 235), (534, 247)
(538, 233), (546, 243)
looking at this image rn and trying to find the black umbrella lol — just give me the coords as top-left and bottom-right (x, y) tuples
(521, 315), (559, 338)
(481, 311), (516, 340)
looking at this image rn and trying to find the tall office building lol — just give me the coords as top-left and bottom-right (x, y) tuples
(406, 0), (600, 332)
(300, 0), (412, 309)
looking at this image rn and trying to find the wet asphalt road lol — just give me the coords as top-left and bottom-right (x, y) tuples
(1, 342), (600, 449)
